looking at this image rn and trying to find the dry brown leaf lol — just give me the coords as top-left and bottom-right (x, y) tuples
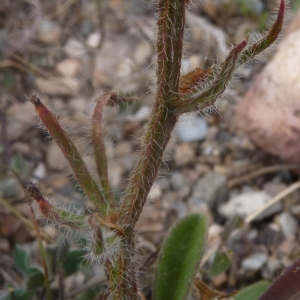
(195, 278), (237, 300)
(179, 67), (211, 94)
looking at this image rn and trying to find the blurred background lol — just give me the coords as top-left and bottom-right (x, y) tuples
(1, 0), (300, 299)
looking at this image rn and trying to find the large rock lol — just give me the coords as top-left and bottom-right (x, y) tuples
(235, 21), (300, 162)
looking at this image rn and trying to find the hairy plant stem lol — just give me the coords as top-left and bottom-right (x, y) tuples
(119, 107), (177, 228)
(119, 0), (188, 230)
(110, 1), (188, 298)
(108, 234), (138, 300)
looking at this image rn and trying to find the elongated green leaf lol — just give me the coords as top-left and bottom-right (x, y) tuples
(154, 214), (207, 300)
(235, 281), (270, 300)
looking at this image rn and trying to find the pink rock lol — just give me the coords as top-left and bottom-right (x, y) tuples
(235, 28), (300, 163)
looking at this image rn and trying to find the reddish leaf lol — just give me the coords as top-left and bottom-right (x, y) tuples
(259, 257), (300, 300)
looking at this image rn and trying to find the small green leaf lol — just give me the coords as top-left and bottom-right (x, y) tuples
(235, 281), (270, 300)
(0, 68), (16, 91)
(293, 0), (300, 11)
(62, 249), (86, 277)
(26, 271), (45, 290)
(209, 251), (231, 277)
(9, 155), (31, 179)
(77, 288), (99, 300)
(13, 245), (31, 275)
(6, 288), (34, 300)
(28, 266), (42, 275)
(0, 178), (21, 198)
(154, 214), (208, 300)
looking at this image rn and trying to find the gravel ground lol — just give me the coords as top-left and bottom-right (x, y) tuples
(1, 1), (300, 299)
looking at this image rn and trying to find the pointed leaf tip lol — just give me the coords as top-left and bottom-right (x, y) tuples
(29, 95), (42, 106)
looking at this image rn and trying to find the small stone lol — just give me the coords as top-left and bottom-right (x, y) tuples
(86, 32), (101, 48)
(213, 165), (231, 177)
(127, 106), (151, 122)
(242, 253), (268, 271)
(195, 164), (211, 177)
(38, 20), (61, 45)
(174, 143), (195, 166)
(175, 113), (208, 142)
(170, 172), (184, 190)
(122, 121), (141, 137)
(35, 77), (80, 96)
(266, 256), (282, 277)
(207, 224), (223, 246)
(46, 143), (67, 171)
(279, 212), (298, 240)
(134, 41), (152, 65)
(102, 142), (114, 161)
(118, 154), (136, 172)
(190, 172), (226, 208)
(115, 59), (133, 78)
(219, 191), (282, 220)
(291, 204), (300, 217)
(115, 141), (132, 157)
(279, 240), (300, 260)
(12, 142), (31, 154)
(188, 54), (203, 71)
(108, 162), (123, 188)
(212, 273), (227, 287)
(161, 191), (178, 206)
(33, 163), (46, 179)
(202, 0), (218, 19)
(155, 178), (171, 192)
(64, 38), (86, 58)
(170, 199), (187, 220)
(50, 177), (72, 191)
(56, 58), (81, 77)
(68, 98), (87, 113)
(148, 183), (162, 201)
(178, 185), (191, 199)
(163, 136), (176, 161)
(135, 202), (166, 233)
(7, 104), (36, 140)
(263, 181), (287, 197)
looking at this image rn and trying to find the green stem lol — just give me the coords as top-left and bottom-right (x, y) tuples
(29, 204), (52, 300)
(91, 94), (115, 208)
